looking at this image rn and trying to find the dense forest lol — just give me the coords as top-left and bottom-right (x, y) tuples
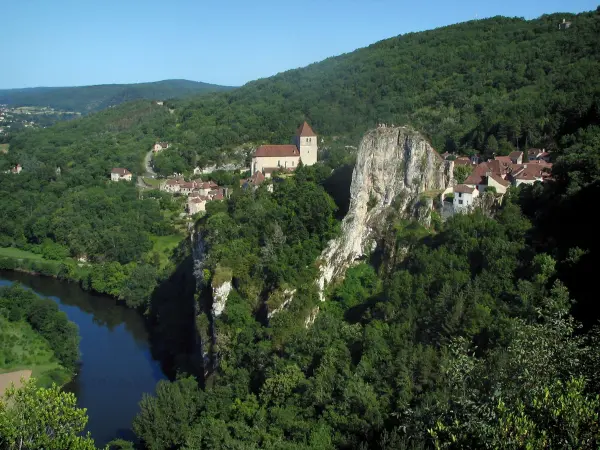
(129, 107), (600, 448)
(0, 101), (186, 307)
(146, 10), (599, 172)
(0, 79), (234, 114)
(0, 8), (600, 449)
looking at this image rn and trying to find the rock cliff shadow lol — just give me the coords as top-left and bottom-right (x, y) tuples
(323, 163), (354, 220)
(147, 253), (199, 379)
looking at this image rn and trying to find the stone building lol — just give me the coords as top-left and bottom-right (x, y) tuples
(251, 122), (318, 175)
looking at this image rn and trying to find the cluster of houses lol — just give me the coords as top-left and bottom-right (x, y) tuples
(2, 164), (22, 174)
(105, 122), (320, 216)
(160, 178), (227, 215)
(451, 148), (553, 211)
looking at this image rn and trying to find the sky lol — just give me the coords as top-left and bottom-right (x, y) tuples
(0, 0), (597, 89)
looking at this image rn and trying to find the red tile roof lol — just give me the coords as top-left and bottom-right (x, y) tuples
(464, 163), (490, 185)
(489, 173), (511, 187)
(454, 184), (476, 194)
(111, 168), (131, 176)
(254, 145), (299, 157)
(250, 171), (265, 185)
(453, 157), (473, 166)
(509, 151), (523, 161)
(296, 121), (316, 137)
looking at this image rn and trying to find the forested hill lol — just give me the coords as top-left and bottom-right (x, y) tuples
(0, 79), (234, 113)
(171, 10), (598, 159)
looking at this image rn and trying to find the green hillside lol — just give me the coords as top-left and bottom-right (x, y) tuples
(164, 11), (598, 161)
(0, 79), (235, 113)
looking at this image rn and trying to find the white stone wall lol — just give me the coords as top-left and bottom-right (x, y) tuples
(454, 190), (478, 209)
(299, 136), (318, 166)
(252, 155), (300, 173)
(487, 176), (508, 194)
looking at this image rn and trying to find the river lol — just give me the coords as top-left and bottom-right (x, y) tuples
(0, 270), (168, 447)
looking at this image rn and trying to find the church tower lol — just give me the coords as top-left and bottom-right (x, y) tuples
(295, 121), (318, 166)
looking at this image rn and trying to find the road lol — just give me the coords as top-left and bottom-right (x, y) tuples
(143, 150), (156, 177)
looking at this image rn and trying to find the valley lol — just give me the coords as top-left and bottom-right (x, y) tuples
(0, 6), (599, 450)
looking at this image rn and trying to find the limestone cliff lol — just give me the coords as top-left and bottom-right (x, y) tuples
(317, 126), (453, 299)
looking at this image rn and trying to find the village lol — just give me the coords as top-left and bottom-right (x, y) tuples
(110, 121), (320, 216)
(108, 119), (553, 218)
(449, 148), (553, 211)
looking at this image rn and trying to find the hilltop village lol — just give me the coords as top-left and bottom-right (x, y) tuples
(103, 114), (555, 219)
(450, 148), (552, 211)
(109, 121), (319, 217)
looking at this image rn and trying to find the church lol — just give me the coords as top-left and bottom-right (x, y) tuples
(251, 122), (318, 177)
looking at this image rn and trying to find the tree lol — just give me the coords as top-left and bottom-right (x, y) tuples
(0, 379), (98, 450)
(133, 377), (202, 450)
(453, 164), (472, 184)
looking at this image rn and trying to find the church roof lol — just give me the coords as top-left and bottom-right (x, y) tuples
(254, 145), (299, 157)
(296, 121), (316, 137)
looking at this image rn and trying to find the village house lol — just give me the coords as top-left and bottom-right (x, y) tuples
(187, 195), (209, 215)
(527, 148), (550, 162)
(153, 142), (170, 153)
(509, 161), (553, 186)
(110, 168), (132, 181)
(11, 164), (22, 174)
(464, 162), (511, 194)
(161, 178), (184, 193)
(453, 184), (479, 210)
(251, 122), (318, 175)
(453, 156), (475, 167)
(241, 171), (266, 190)
(508, 151), (523, 164)
(559, 18), (572, 29)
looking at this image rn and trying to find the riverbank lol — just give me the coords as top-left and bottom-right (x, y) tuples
(0, 272), (169, 446)
(0, 234), (187, 308)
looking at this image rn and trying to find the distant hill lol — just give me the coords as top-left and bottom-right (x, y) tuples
(0, 79), (235, 113)
(172, 10), (598, 157)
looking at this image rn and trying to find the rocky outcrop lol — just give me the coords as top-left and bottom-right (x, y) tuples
(317, 126), (453, 300)
(212, 280), (231, 317)
(266, 288), (297, 319)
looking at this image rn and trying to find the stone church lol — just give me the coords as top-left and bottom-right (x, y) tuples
(251, 122), (318, 177)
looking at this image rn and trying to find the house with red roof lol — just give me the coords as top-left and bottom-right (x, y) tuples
(110, 168), (132, 181)
(509, 161), (553, 186)
(251, 122), (318, 176)
(153, 142), (170, 153)
(464, 162), (510, 195)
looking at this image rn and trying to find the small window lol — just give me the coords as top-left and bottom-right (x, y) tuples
(459, 200), (463, 205)
(458, 192), (462, 197)
(278, 160), (281, 167)
(292, 161), (294, 167)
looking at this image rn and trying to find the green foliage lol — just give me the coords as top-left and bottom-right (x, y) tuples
(0, 285), (80, 371)
(133, 377), (202, 450)
(164, 11), (600, 165)
(0, 379), (97, 450)
(452, 164), (472, 184)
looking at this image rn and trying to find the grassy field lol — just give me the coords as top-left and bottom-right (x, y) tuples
(149, 234), (185, 269)
(142, 177), (162, 188)
(0, 143), (8, 154)
(0, 247), (46, 261)
(0, 318), (71, 387)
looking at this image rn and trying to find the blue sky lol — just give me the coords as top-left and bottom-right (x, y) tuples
(0, 0), (596, 89)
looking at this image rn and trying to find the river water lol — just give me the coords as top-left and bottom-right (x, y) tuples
(0, 271), (168, 447)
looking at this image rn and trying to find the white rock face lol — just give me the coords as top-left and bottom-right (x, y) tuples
(267, 289), (297, 319)
(212, 281), (231, 317)
(317, 126), (453, 300)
